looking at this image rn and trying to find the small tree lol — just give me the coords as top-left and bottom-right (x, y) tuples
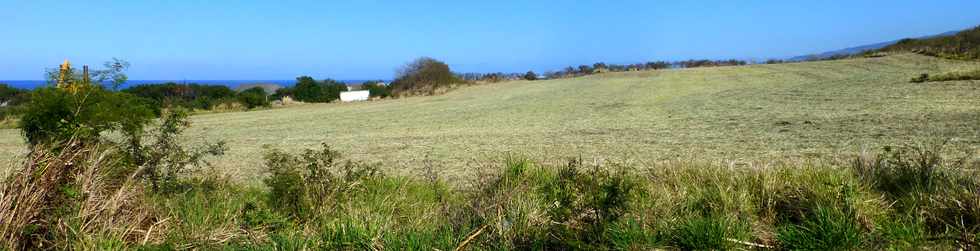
(20, 60), (155, 146)
(319, 79), (347, 102)
(389, 57), (462, 96)
(237, 87), (269, 109)
(292, 76), (323, 102)
(361, 81), (391, 98)
(523, 71), (538, 81)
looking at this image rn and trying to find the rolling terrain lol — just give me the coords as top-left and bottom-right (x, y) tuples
(2, 54), (978, 182)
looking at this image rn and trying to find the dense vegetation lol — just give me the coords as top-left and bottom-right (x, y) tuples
(359, 80), (391, 98)
(2, 128), (978, 249)
(389, 57), (465, 96)
(883, 26), (980, 60)
(272, 76), (348, 103)
(0, 84), (28, 122)
(236, 87), (270, 109)
(122, 82), (238, 111)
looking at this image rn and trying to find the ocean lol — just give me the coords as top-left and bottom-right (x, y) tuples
(0, 79), (381, 90)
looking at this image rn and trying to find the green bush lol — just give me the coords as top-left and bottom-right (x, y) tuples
(19, 86), (155, 145)
(122, 82), (237, 111)
(262, 143), (380, 220)
(287, 76), (347, 103)
(389, 57), (464, 96)
(236, 87), (269, 109)
(538, 158), (637, 249)
(361, 80), (391, 98)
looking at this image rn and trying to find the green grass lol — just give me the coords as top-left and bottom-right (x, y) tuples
(2, 54), (979, 183)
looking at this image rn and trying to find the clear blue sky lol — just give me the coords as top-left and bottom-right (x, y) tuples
(2, 0), (979, 80)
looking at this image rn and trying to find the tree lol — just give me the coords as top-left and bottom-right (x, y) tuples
(237, 87), (269, 109)
(523, 71), (538, 81)
(592, 62), (607, 71)
(292, 76), (323, 102)
(361, 81), (391, 98)
(578, 65), (593, 75)
(319, 79), (347, 102)
(0, 84), (26, 106)
(389, 57), (462, 96)
(21, 60), (154, 146)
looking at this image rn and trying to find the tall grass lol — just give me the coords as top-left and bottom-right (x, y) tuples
(1, 141), (977, 249)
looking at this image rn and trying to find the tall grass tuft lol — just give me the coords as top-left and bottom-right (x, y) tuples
(0, 139), (159, 250)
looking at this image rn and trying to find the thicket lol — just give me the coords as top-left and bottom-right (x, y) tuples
(883, 26), (980, 60)
(389, 57), (465, 96)
(360, 80), (391, 98)
(0, 84), (29, 122)
(273, 76), (347, 103)
(121, 82), (238, 111)
(236, 87), (270, 109)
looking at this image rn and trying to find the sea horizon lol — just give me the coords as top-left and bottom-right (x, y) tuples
(0, 79), (386, 90)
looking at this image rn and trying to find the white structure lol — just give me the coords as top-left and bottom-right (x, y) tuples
(339, 90), (370, 102)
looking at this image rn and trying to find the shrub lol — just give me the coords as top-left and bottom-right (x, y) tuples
(262, 143), (380, 220)
(133, 109), (227, 192)
(122, 83), (237, 111)
(538, 158), (637, 249)
(523, 71), (538, 81)
(19, 86), (155, 146)
(361, 81), (391, 98)
(389, 57), (464, 96)
(236, 87), (269, 109)
(287, 76), (347, 103)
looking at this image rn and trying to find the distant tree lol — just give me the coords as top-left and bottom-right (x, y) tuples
(389, 57), (462, 96)
(122, 83), (236, 111)
(545, 71), (561, 79)
(292, 76), (322, 102)
(319, 79), (347, 102)
(237, 87), (269, 109)
(563, 66), (577, 77)
(21, 59), (154, 146)
(0, 84), (27, 106)
(523, 71), (538, 81)
(361, 81), (391, 98)
(592, 62), (607, 71)
(578, 65), (593, 75)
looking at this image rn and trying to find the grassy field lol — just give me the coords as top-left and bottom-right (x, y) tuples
(2, 54), (979, 182)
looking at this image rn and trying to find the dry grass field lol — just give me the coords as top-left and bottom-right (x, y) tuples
(1, 54), (978, 183)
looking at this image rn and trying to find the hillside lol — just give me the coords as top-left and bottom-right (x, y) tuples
(789, 30), (960, 61)
(2, 54), (979, 182)
(883, 26), (980, 60)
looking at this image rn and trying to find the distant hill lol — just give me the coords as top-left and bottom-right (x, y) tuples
(881, 26), (980, 60)
(789, 30), (961, 61)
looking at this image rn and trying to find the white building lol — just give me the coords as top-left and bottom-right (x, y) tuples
(339, 90), (370, 102)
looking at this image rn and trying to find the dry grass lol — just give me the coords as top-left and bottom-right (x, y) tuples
(2, 54), (979, 184)
(0, 140), (161, 249)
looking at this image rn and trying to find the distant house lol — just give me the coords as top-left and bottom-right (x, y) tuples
(340, 90), (370, 102)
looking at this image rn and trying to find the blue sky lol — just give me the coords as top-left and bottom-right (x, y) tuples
(2, 0), (979, 80)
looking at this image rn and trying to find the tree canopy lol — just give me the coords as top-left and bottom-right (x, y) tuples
(389, 57), (462, 96)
